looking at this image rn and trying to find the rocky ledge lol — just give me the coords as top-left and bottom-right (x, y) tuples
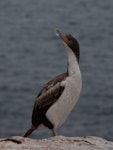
(0, 136), (113, 150)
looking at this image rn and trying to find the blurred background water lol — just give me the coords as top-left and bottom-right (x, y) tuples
(0, 0), (113, 140)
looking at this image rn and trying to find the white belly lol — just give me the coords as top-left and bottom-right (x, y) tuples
(46, 74), (82, 128)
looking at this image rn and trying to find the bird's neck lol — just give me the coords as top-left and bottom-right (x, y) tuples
(64, 44), (80, 77)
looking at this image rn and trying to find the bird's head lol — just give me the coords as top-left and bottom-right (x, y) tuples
(56, 29), (80, 63)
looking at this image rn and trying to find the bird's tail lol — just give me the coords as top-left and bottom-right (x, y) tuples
(23, 126), (36, 137)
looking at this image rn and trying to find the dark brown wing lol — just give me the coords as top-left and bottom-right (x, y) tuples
(37, 72), (68, 98)
(32, 73), (68, 127)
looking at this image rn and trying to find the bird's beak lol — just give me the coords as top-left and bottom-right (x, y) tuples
(56, 29), (69, 45)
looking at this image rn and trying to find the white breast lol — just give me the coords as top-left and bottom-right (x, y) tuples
(46, 73), (82, 128)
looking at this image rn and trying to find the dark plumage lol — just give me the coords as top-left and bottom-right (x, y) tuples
(23, 73), (67, 137)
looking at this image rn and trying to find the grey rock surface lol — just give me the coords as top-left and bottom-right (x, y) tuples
(0, 136), (113, 150)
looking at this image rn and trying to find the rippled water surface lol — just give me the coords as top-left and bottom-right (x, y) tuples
(0, 0), (113, 140)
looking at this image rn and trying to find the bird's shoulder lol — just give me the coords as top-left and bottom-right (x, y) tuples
(35, 72), (68, 107)
(38, 72), (67, 96)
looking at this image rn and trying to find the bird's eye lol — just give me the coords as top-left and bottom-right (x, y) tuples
(67, 37), (71, 41)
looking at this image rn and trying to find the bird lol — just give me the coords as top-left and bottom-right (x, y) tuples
(23, 29), (82, 137)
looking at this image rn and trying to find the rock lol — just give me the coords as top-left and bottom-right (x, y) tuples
(0, 136), (113, 150)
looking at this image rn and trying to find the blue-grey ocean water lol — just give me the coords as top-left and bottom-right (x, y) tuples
(0, 0), (113, 140)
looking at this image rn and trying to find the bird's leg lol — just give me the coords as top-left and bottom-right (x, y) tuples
(52, 128), (57, 136)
